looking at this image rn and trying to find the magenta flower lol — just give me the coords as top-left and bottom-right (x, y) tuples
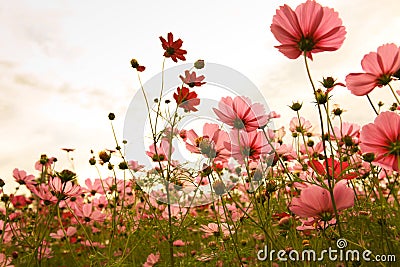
(13, 168), (36, 187)
(50, 227), (77, 239)
(213, 96), (268, 132)
(0, 253), (13, 267)
(185, 123), (230, 163)
(74, 203), (106, 223)
(270, 0), (346, 59)
(289, 116), (312, 133)
(49, 177), (81, 200)
(346, 43), (400, 96)
(143, 252), (160, 267)
(199, 222), (233, 238)
(31, 184), (58, 205)
(225, 130), (271, 164)
(331, 122), (360, 146)
(289, 180), (354, 219)
(146, 138), (174, 162)
(360, 111), (400, 172)
(128, 160), (145, 172)
(84, 178), (105, 196)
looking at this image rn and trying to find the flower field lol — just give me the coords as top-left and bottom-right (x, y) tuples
(1, 1), (400, 266)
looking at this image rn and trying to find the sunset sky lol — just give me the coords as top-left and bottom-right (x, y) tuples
(2, 0), (400, 191)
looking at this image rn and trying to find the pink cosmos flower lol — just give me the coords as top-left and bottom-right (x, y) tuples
(37, 242), (53, 260)
(173, 240), (189, 247)
(0, 220), (13, 243)
(0, 253), (13, 267)
(31, 184), (58, 205)
(199, 222), (233, 238)
(179, 70), (206, 87)
(143, 252), (160, 267)
(331, 122), (360, 146)
(289, 180), (354, 219)
(146, 138), (174, 162)
(185, 123), (230, 163)
(289, 117), (312, 133)
(92, 195), (108, 210)
(346, 43), (400, 96)
(128, 160), (144, 172)
(213, 96), (268, 132)
(270, 0), (346, 59)
(359, 111), (400, 172)
(225, 130), (271, 164)
(13, 168), (36, 187)
(34, 155), (56, 171)
(50, 226), (77, 239)
(80, 240), (105, 248)
(74, 203), (106, 223)
(84, 178), (105, 196)
(49, 177), (81, 200)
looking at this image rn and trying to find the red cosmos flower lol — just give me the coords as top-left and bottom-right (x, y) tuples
(360, 111), (400, 172)
(289, 180), (354, 219)
(179, 70), (206, 87)
(173, 86), (200, 112)
(10, 195), (32, 209)
(160, 32), (187, 62)
(213, 96), (268, 132)
(309, 158), (358, 180)
(270, 0), (346, 59)
(346, 43), (400, 96)
(130, 58), (145, 72)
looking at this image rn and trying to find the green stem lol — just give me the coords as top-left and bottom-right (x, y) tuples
(303, 53), (343, 237)
(388, 83), (400, 105)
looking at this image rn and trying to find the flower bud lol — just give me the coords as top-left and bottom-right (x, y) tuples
(89, 157), (96, 165)
(212, 180), (226, 196)
(289, 102), (302, 111)
(320, 77), (335, 89)
(194, 59), (205, 69)
(99, 150), (111, 163)
(362, 153), (375, 163)
(314, 89), (328, 105)
(118, 161), (128, 170)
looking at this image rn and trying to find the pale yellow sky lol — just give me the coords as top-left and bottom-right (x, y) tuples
(1, 0), (400, 192)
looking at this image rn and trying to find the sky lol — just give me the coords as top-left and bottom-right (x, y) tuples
(1, 0), (400, 192)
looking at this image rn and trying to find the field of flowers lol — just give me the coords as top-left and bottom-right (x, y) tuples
(1, 1), (400, 266)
